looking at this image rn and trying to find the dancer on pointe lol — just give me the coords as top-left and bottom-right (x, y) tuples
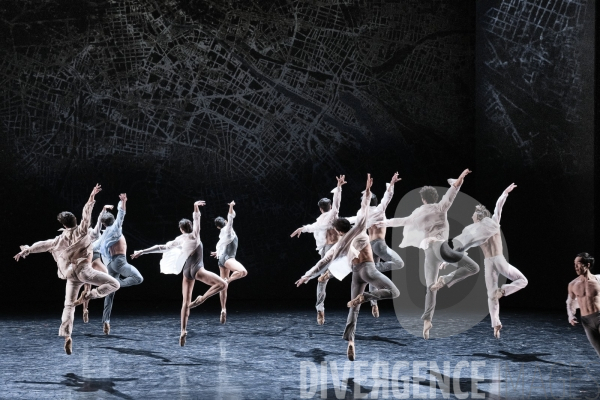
(567, 253), (600, 358)
(13, 184), (120, 354)
(442, 183), (526, 338)
(81, 204), (113, 323)
(296, 174), (399, 361)
(97, 193), (143, 335)
(291, 175), (346, 325)
(341, 172), (404, 318)
(131, 200), (227, 346)
(375, 169), (479, 339)
(210, 200), (247, 324)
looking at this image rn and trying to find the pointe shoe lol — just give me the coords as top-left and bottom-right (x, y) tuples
(220, 310), (227, 324)
(492, 288), (505, 301)
(429, 276), (445, 292)
(72, 291), (89, 307)
(318, 270), (331, 283)
(179, 331), (187, 346)
(317, 311), (325, 325)
(347, 294), (365, 308)
(372, 304), (379, 318)
(347, 342), (355, 361)
(64, 337), (72, 355)
(188, 295), (205, 309)
(494, 325), (502, 339)
(423, 320), (433, 340)
(83, 309), (89, 324)
(103, 322), (110, 335)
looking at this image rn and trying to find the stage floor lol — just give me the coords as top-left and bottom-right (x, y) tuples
(1, 307), (598, 399)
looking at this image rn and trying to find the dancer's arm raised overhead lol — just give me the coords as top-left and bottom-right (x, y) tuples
(439, 169), (470, 213)
(493, 183), (516, 224)
(78, 184), (102, 235)
(376, 172), (400, 214)
(192, 200), (205, 238)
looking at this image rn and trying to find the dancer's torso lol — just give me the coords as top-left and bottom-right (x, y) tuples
(325, 228), (340, 245)
(572, 276), (600, 317)
(368, 225), (386, 241)
(480, 232), (502, 259)
(109, 236), (127, 257)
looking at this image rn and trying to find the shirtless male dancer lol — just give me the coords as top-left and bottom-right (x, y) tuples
(132, 200), (227, 346)
(296, 174), (399, 361)
(567, 253), (600, 358)
(340, 172), (404, 318)
(443, 183), (527, 338)
(98, 194), (143, 335)
(210, 200), (247, 324)
(291, 175), (346, 325)
(376, 169), (479, 339)
(13, 184), (120, 354)
(81, 204), (113, 323)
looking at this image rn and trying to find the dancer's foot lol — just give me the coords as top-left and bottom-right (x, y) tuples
(372, 304), (379, 318)
(494, 325), (502, 339)
(72, 291), (89, 307)
(64, 337), (72, 355)
(179, 331), (187, 346)
(347, 341), (355, 361)
(347, 294), (365, 308)
(83, 309), (89, 324)
(317, 311), (325, 325)
(423, 320), (433, 340)
(103, 322), (110, 335)
(492, 288), (505, 301)
(220, 310), (227, 324)
(318, 270), (331, 283)
(429, 276), (445, 292)
(188, 295), (205, 309)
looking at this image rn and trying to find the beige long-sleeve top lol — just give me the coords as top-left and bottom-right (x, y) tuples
(300, 186), (342, 252)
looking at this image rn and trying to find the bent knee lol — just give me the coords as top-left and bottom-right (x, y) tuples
(135, 274), (144, 285)
(391, 287), (400, 298)
(240, 269), (248, 278)
(218, 280), (228, 291)
(521, 277), (528, 287)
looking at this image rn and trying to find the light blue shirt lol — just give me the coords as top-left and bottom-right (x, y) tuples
(96, 201), (126, 260)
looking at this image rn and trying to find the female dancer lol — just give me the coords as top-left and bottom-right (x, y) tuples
(211, 201), (247, 324)
(131, 200), (227, 346)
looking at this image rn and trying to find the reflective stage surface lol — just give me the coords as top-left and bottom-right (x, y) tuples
(1, 307), (598, 399)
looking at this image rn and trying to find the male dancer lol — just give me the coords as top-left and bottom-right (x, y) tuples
(296, 174), (399, 361)
(340, 172), (404, 318)
(210, 200), (247, 324)
(445, 183), (526, 338)
(291, 175), (346, 325)
(13, 184), (120, 354)
(567, 253), (600, 358)
(81, 204), (113, 323)
(98, 194), (143, 335)
(376, 169), (479, 339)
(132, 200), (227, 346)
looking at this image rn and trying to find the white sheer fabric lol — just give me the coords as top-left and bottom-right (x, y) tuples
(301, 186), (342, 252)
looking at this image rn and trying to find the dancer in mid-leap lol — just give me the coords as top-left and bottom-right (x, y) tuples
(97, 194), (143, 335)
(376, 169), (478, 339)
(296, 174), (399, 361)
(444, 183), (526, 338)
(131, 200), (227, 346)
(342, 172), (404, 318)
(567, 253), (600, 358)
(13, 184), (120, 354)
(210, 200), (247, 324)
(291, 175), (346, 325)
(81, 204), (113, 323)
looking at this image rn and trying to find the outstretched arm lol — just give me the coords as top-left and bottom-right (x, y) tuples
(378, 172), (400, 213)
(14, 238), (58, 261)
(439, 169), (471, 213)
(493, 183), (516, 223)
(131, 239), (181, 259)
(295, 245), (336, 286)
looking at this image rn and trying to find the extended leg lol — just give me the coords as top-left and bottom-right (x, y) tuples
(222, 258), (247, 284)
(343, 269), (368, 361)
(102, 261), (120, 333)
(219, 267), (231, 324)
(59, 279), (84, 354)
(180, 277), (195, 346)
(189, 267), (228, 309)
(484, 259), (501, 334)
(82, 258), (109, 322)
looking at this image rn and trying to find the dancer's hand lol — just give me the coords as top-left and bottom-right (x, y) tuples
(131, 250), (143, 259)
(119, 193), (127, 202)
(13, 251), (25, 262)
(90, 184), (102, 201)
(454, 169), (471, 187)
(290, 227), (303, 238)
(210, 251), (218, 258)
(228, 200), (235, 207)
(390, 172), (401, 185)
(336, 175), (347, 187)
(504, 183), (517, 194)
(439, 262), (448, 270)
(295, 276), (310, 287)
(570, 318), (579, 326)
(365, 173), (373, 192)
(103, 205), (114, 211)
(194, 200), (206, 207)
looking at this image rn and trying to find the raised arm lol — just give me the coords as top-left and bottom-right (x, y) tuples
(78, 184), (102, 234)
(225, 201), (236, 233)
(439, 169), (470, 213)
(377, 172), (400, 213)
(493, 183), (516, 223)
(113, 195), (127, 230)
(331, 175), (346, 214)
(192, 200), (205, 237)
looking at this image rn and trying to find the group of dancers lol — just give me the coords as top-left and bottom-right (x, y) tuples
(13, 171), (599, 362)
(14, 185), (246, 353)
(293, 170), (529, 360)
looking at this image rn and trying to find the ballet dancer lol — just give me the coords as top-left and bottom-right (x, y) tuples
(131, 200), (227, 346)
(210, 200), (247, 324)
(13, 184), (120, 354)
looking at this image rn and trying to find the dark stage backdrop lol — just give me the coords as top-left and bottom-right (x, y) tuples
(0, 0), (594, 311)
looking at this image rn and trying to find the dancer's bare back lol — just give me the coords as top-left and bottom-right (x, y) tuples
(479, 232), (502, 259)
(110, 236), (127, 257)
